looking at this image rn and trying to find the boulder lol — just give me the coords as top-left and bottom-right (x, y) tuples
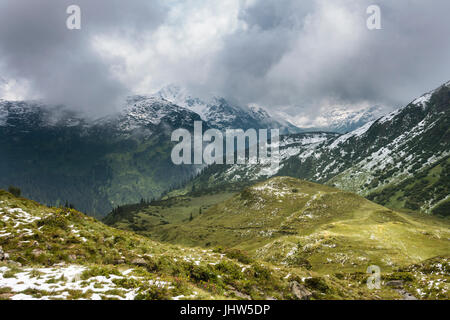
(232, 290), (251, 300)
(131, 258), (147, 266)
(290, 281), (312, 300)
(31, 249), (44, 258)
(7, 260), (21, 267)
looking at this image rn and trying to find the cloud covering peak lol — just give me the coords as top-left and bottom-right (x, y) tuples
(0, 0), (449, 118)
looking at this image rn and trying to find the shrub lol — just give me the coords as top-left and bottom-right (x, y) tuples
(37, 214), (69, 231)
(80, 266), (121, 280)
(214, 261), (242, 280)
(187, 264), (217, 283)
(135, 286), (171, 300)
(224, 249), (253, 264)
(251, 264), (271, 281)
(305, 277), (330, 293)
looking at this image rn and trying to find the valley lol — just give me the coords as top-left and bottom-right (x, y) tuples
(1, 185), (449, 300)
(104, 177), (450, 275)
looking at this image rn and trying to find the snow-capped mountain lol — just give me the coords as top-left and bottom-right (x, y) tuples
(316, 105), (385, 133)
(92, 95), (202, 137)
(189, 81), (450, 215)
(286, 105), (386, 134)
(154, 85), (300, 134)
(0, 97), (203, 216)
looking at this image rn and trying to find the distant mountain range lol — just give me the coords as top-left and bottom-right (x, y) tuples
(0, 81), (448, 216)
(182, 81), (450, 215)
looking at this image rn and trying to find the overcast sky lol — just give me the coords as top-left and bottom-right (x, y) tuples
(0, 0), (449, 124)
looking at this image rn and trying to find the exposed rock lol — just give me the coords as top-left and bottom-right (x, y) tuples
(131, 258), (147, 266)
(386, 280), (404, 288)
(232, 290), (251, 300)
(31, 249), (44, 258)
(0, 292), (13, 300)
(290, 281), (312, 300)
(68, 254), (77, 261)
(396, 289), (418, 300)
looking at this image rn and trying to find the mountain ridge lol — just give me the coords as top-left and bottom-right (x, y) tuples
(180, 81), (450, 215)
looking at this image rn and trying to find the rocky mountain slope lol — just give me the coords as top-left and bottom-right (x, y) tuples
(185, 81), (450, 215)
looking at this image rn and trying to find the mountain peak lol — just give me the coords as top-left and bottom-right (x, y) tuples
(153, 85), (301, 133)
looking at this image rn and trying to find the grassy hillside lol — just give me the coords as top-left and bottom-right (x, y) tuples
(0, 189), (303, 300)
(366, 156), (450, 215)
(2, 185), (449, 300)
(103, 177), (450, 300)
(129, 177), (449, 273)
(104, 191), (236, 232)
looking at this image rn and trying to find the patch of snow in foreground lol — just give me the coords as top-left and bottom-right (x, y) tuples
(0, 265), (160, 300)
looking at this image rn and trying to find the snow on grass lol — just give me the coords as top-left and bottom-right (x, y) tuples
(252, 181), (290, 198)
(0, 265), (169, 300)
(2, 207), (41, 226)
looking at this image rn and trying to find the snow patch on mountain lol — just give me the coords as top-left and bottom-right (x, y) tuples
(155, 85), (300, 133)
(289, 105), (385, 133)
(327, 120), (375, 149)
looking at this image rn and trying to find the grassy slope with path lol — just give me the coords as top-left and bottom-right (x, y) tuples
(103, 177), (450, 300)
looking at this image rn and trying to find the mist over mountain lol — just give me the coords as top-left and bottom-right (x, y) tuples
(0, 88), (299, 216)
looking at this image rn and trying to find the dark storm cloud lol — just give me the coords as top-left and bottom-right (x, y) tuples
(0, 0), (449, 119)
(208, 0), (450, 116)
(0, 0), (167, 116)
